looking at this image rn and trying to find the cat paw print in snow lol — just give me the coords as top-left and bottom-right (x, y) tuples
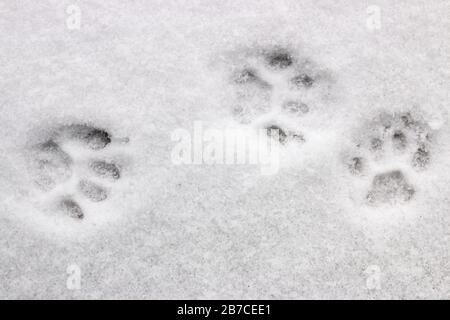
(344, 111), (436, 206)
(227, 46), (333, 146)
(28, 123), (129, 221)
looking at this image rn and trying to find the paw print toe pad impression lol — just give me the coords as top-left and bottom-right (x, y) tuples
(28, 123), (128, 222)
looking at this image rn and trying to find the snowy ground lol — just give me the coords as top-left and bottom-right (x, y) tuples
(0, 0), (449, 299)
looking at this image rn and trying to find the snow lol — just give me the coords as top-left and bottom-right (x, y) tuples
(0, 0), (449, 299)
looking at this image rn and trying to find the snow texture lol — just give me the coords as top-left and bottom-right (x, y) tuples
(0, 0), (449, 299)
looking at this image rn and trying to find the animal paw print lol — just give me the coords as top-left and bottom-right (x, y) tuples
(264, 124), (305, 145)
(228, 46), (332, 145)
(28, 124), (128, 220)
(345, 111), (434, 205)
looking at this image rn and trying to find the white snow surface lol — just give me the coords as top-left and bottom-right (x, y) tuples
(0, 0), (449, 299)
